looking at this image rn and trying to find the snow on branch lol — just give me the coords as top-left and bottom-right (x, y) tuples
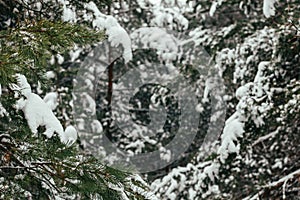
(209, 0), (226, 17)
(43, 92), (59, 111)
(151, 160), (221, 199)
(218, 115), (244, 163)
(131, 27), (178, 62)
(136, 0), (190, 30)
(209, 0), (277, 18)
(266, 168), (300, 188)
(13, 74), (77, 146)
(244, 168), (300, 200)
(0, 84), (8, 117)
(59, 0), (77, 23)
(218, 61), (273, 163)
(252, 127), (280, 146)
(0, 103), (8, 117)
(85, 1), (132, 63)
(263, 0), (277, 18)
(151, 59), (275, 198)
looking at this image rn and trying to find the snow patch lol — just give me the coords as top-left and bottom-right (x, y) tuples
(15, 94), (64, 138)
(209, 0), (225, 16)
(85, 2), (132, 63)
(61, 125), (78, 146)
(131, 27), (178, 62)
(43, 92), (59, 111)
(263, 0), (277, 18)
(13, 74), (76, 146)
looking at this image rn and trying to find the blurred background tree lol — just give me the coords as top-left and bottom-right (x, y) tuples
(0, 0), (154, 199)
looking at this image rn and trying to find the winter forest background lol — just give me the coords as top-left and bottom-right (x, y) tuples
(0, 0), (299, 199)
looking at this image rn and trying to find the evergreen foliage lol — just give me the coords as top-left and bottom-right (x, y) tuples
(0, 1), (151, 199)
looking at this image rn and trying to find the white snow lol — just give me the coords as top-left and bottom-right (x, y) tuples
(0, 103), (8, 117)
(13, 74), (76, 145)
(151, 7), (189, 30)
(209, 2), (218, 17)
(15, 94), (64, 138)
(263, 0), (277, 18)
(128, 175), (160, 200)
(218, 117), (244, 163)
(62, 4), (77, 23)
(245, 169), (300, 200)
(56, 54), (64, 65)
(45, 71), (56, 79)
(105, 17), (132, 62)
(76, 118), (85, 131)
(43, 92), (59, 110)
(85, 1), (132, 63)
(272, 159), (283, 169)
(91, 119), (103, 133)
(203, 162), (220, 182)
(136, 0), (190, 30)
(15, 74), (32, 97)
(81, 92), (96, 115)
(196, 103), (204, 113)
(203, 77), (217, 102)
(268, 169), (300, 187)
(49, 55), (55, 65)
(235, 82), (255, 100)
(131, 27), (178, 62)
(59, 0), (77, 23)
(61, 125), (78, 146)
(209, 0), (225, 16)
(218, 61), (273, 163)
(159, 147), (172, 162)
(69, 45), (82, 62)
(0, 84), (6, 117)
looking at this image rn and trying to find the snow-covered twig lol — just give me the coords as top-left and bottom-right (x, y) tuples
(244, 169), (300, 200)
(264, 168), (300, 188)
(252, 127), (280, 146)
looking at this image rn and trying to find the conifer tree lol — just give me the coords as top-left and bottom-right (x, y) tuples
(0, 1), (153, 199)
(86, 0), (300, 199)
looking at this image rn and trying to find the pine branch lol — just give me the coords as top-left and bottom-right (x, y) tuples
(0, 20), (105, 85)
